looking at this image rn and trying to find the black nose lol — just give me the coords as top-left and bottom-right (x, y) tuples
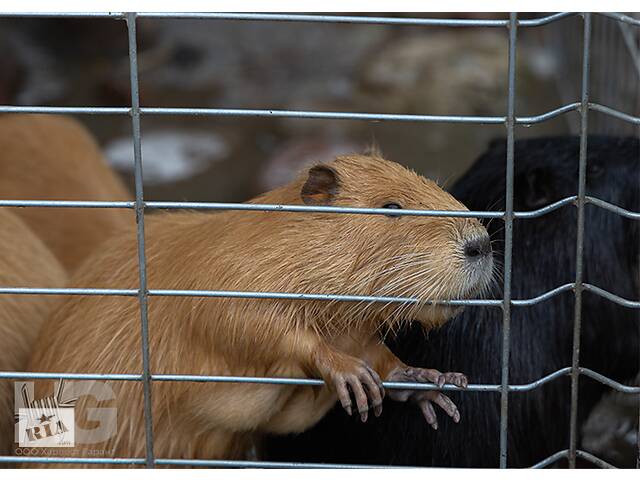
(463, 235), (492, 260)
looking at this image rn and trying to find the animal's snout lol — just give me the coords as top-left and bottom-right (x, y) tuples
(463, 234), (492, 261)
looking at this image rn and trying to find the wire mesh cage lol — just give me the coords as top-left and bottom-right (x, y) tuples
(0, 11), (638, 470)
(547, 12), (640, 135)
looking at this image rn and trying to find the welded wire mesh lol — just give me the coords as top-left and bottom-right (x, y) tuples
(0, 11), (638, 469)
(548, 12), (640, 135)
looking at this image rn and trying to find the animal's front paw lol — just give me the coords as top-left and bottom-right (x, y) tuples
(328, 360), (384, 422)
(385, 366), (467, 430)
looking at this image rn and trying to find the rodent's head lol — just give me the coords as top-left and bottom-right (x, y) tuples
(297, 154), (494, 332)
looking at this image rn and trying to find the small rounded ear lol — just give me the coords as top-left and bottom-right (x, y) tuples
(524, 167), (554, 209)
(301, 165), (339, 205)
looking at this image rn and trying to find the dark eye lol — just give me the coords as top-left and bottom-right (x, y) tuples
(382, 202), (402, 217)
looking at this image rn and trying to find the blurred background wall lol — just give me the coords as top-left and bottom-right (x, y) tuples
(0, 13), (582, 205)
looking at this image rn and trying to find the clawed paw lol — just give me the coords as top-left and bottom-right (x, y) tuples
(415, 390), (461, 430)
(330, 361), (384, 422)
(385, 367), (467, 429)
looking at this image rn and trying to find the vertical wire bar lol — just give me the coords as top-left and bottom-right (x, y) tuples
(635, 43), (640, 470)
(499, 12), (518, 469)
(126, 12), (155, 468)
(568, 12), (591, 470)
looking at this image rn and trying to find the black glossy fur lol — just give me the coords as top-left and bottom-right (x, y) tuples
(263, 136), (640, 467)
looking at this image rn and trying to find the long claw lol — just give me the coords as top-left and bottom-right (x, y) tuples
(432, 393), (460, 422)
(347, 375), (370, 422)
(386, 366), (466, 427)
(420, 401), (438, 430)
(362, 366), (384, 418)
(335, 379), (352, 416)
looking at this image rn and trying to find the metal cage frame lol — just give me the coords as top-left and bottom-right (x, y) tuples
(0, 11), (638, 469)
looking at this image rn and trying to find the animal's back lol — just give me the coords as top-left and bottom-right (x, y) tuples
(0, 114), (133, 272)
(0, 209), (67, 456)
(26, 204), (325, 461)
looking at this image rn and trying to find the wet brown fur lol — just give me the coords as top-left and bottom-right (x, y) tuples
(28, 154), (490, 464)
(0, 210), (67, 456)
(0, 114), (132, 272)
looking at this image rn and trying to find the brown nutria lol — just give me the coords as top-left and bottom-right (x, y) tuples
(0, 114), (132, 272)
(27, 153), (493, 464)
(0, 209), (67, 456)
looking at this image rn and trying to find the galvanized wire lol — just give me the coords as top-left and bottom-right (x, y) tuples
(0, 11), (577, 26)
(498, 12), (517, 469)
(568, 13), (591, 469)
(125, 12), (155, 468)
(548, 13), (640, 136)
(0, 10), (638, 469)
(0, 102), (639, 124)
(1, 366), (639, 394)
(0, 193), (638, 219)
(1, 281), (639, 311)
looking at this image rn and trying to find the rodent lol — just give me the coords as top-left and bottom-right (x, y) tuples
(0, 210), (67, 457)
(27, 153), (494, 463)
(263, 136), (640, 467)
(0, 114), (132, 272)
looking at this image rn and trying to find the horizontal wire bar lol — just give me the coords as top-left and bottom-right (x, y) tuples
(2, 195), (631, 221)
(0, 371), (140, 381)
(519, 12), (577, 26)
(575, 450), (617, 469)
(0, 104), (574, 124)
(583, 284), (640, 308)
(585, 196), (640, 220)
(0, 106), (129, 115)
(1, 365), (636, 393)
(0, 456), (145, 465)
(0, 200), (134, 208)
(146, 201), (503, 218)
(599, 12), (640, 27)
(0, 287), (136, 296)
(154, 458), (389, 468)
(0, 12), (125, 19)
(530, 449), (621, 469)
(0, 282), (636, 308)
(0, 455), (393, 468)
(0, 449), (618, 468)
(532, 450), (617, 470)
(0, 12), (586, 28)
(0, 102), (635, 126)
(580, 368), (640, 394)
(510, 283), (574, 306)
(513, 196), (576, 218)
(531, 449), (569, 468)
(1, 196), (638, 222)
(138, 12), (510, 27)
(589, 103), (640, 124)
(517, 102), (579, 124)
(0, 12), (576, 28)
(140, 106), (505, 123)
(0, 287), (500, 306)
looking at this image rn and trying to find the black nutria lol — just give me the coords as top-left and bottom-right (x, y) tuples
(263, 136), (640, 467)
